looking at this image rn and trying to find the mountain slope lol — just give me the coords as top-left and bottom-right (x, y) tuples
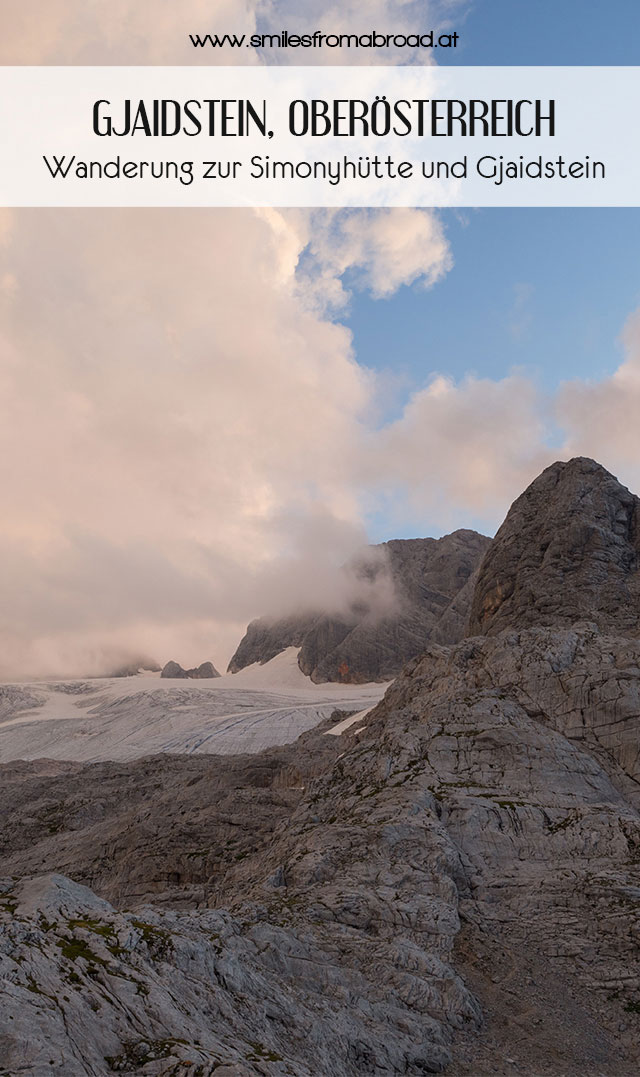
(2, 622), (640, 1075)
(4, 459), (640, 1075)
(230, 529), (490, 683)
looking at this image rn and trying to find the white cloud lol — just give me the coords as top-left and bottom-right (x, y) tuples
(358, 308), (640, 540)
(0, 204), (453, 677)
(0, 0), (463, 677)
(4, 198), (640, 678)
(556, 310), (640, 490)
(3, 0), (640, 679)
(0, 0), (465, 65)
(301, 209), (452, 305)
(0, 0), (258, 65)
(366, 372), (555, 530)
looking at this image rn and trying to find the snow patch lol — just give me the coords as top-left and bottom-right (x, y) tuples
(0, 649), (386, 763)
(326, 707), (373, 736)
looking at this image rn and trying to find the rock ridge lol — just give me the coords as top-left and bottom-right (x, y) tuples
(161, 660), (220, 679)
(230, 529), (490, 684)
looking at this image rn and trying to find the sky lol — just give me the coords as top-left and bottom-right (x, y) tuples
(448, 0), (640, 67)
(346, 0), (640, 536)
(1, 0), (640, 677)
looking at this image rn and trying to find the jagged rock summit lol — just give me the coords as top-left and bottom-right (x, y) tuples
(229, 529), (490, 684)
(469, 456), (640, 637)
(160, 660), (220, 679)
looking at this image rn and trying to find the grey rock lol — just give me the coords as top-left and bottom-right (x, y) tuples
(228, 612), (320, 672)
(0, 736), (341, 909)
(160, 660), (185, 678)
(0, 862), (470, 1076)
(161, 660), (221, 679)
(190, 661), (220, 679)
(3, 622), (640, 1074)
(469, 457), (640, 637)
(230, 530), (490, 683)
(6, 459), (640, 1074)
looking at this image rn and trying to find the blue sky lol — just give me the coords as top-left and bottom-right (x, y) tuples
(346, 1), (640, 539)
(348, 209), (640, 398)
(448, 0), (640, 67)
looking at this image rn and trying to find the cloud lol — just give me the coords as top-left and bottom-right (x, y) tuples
(300, 209), (452, 305)
(358, 308), (640, 541)
(3, 0), (640, 680)
(0, 204), (453, 677)
(0, 0), (258, 65)
(365, 372), (555, 531)
(556, 310), (640, 488)
(0, 0), (466, 65)
(3, 199), (640, 678)
(0, 0), (462, 678)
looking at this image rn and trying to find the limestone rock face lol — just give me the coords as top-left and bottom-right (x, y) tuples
(6, 459), (640, 1074)
(0, 862), (475, 1077)
(189, 661), (219, 679)
(0, 739), (341, 909)
(161, 660), (220, 679)
(229, 529), (490, 683)
(345, 624), (640, 1073)
(160, 660), (184, 678)
(228, 612), (323, 673)
(3, 623), (640, 1074)
(469, 457), (640, 637)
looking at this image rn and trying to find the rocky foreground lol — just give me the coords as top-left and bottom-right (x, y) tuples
(2, 458), (640, 1075)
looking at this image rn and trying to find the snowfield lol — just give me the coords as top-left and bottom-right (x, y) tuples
(0, 649), (387, 763)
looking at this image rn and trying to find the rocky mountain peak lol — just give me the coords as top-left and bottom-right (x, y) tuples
(468, 456), (640, 637)
(228, 529), (490, 683)
(160, 660), (220, 679)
